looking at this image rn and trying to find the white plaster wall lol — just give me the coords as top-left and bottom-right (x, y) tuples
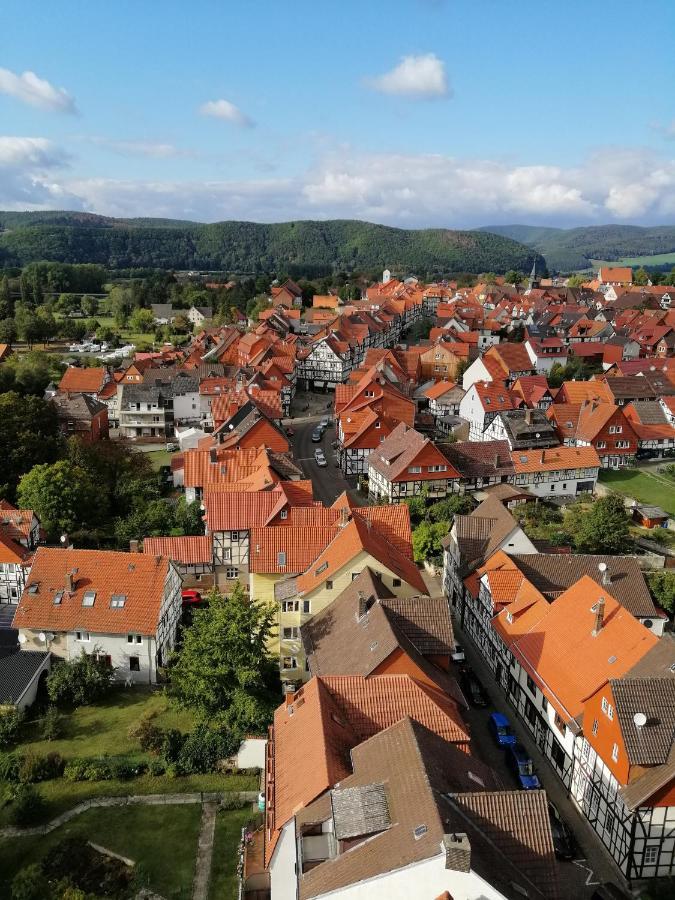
(462, 358), (493, 391)
(269, 820), (299, 900)
(237, 737), (266, 770)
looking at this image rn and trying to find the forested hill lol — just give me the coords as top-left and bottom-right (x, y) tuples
(0, 213), (543, 276)
(477, 223), (675, 272)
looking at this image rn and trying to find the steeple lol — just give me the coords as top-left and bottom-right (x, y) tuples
(528, 258), (538, 290)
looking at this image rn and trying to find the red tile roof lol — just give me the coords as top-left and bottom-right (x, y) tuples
(58, 366), (108, 393)
(142, 536), (212, 565)
(15, 548), (173, 636)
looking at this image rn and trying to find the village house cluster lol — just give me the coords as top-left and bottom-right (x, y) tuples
(1, 264), (675, 899)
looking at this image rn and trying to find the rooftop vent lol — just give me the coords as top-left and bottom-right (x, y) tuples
(634, 712), (647, 729)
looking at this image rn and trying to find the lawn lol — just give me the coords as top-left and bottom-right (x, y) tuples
(599, 467), (675, 517)
(591, 253), (675, 268)
(19, 686), (194, 761)
(0, 687), (258, 827)
(208, 806), (258, 900)
(0, 803), (203, 900)
(145, 448), (175, 471)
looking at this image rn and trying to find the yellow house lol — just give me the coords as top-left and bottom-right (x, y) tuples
(249, 510), (427, 682)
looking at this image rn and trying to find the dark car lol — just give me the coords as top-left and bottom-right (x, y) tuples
(286, 426), (294, 437)
(460, 668), (489, 707)
(181, 589), (203, 606)
(488, 712), (517, 747)
(311, 428), (323, 442)
(547, 801), (576, 860)
(505, 742), (541, 790)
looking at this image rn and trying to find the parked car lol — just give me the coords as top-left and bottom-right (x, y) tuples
(547, 801), (576, 860)
(311, 428), (323, 442)
(460, 667), (489, 707)
(451, 643), (465, 662)
(505, 743), (541, 790)
(314, 449), (327, 467)
(488, 712), (517, 747)
(181, 589), (203, 606)
(286, 427), (294, 437)
(165, 442), (178, 452)
(319, 418), (330, 429)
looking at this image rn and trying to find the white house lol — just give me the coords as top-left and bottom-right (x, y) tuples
(14, 548), (182, 684)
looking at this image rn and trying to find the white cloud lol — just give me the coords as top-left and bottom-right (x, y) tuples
(86, 137), (194, 159)
(4, 138), (675, 226)
(0, 67), (76, 113)
(199, 99), (254, 127)
(367, 53), (450, 98)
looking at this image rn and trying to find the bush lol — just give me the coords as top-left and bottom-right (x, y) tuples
(63, 758), (111, 782)
(129, 715), (165, 754)
(18, 751), (64, 783)
(178, 724), (240, 775)
(148, 758), (166, 776)
(40, 706), (64, 741)
(161, 728), (185, 764)
(46, 651), (115, 708)
(0, 750), (20, 782)
(8, 783), (45, 827)
(220, 794), (247, 811)
(11, 864), (49, 900)
(0, 707), (24, 749)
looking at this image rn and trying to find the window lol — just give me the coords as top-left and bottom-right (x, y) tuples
(82, 591), (96, 607)
(129, 656), (140, 672)
(280, 509), (288, 520)
(596, 441), (607, 449)
(326, 580), (333, 589)
(609, 425), (617, 434)
(550, 483), (555, 491)
(592, 718), (599, 735)
(351, 572), (361, 581)
(526, 674), (537, 696)
(96, 653), (112, 667)
(226, 567), (239, 579)
(75, 631), (90, 642)
(110, 594), (126, 608)
(282, 600), (298, 613)
(408, 466), (422, 474)
(302, 600), (311, 614)
(604, 808), (616, 836)
(230, 531), (240, 541)
(550, 740), (565, 771)
(53, 591), (63, 606)
(644, 845), (659, 866)
(283, 627), (299, 640)
(277, 551), (287, 566)
(553, 712), (566, 734)
(607, 704), (614, 720)
(282, 656), (298, 670)
(611, 742), (619, 762)
(375, 421), (381, 429)
(392, 578), (402, 588)
(601, 696), (608, 713)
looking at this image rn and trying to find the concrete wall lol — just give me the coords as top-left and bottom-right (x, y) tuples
(237, 737), (266, 770)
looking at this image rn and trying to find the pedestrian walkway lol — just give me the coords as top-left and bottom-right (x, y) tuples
(192, 800), (218, 900)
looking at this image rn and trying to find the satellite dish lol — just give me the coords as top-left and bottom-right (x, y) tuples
(634, 712), (647, 729)
(598, 562), (607, 574)
(18, 633), (27, 644)
(38, 632), (46, 642)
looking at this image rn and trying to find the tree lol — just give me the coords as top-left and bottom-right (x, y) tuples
(0, 317), (17, 345)
(14, 303), (40, 348)
(0, 274), (12, 319)
(128, 307), (155, 333)
(80, 294), (98, 317)
(566, 274), (586, 288)
(633, 267), (650, 286)
(454, 357), (471, 383)
(19, 273), (33, 306)
(504, 269), (522, 285)
(170, 583), (280, 732)
(55, 294), (81, 316)
(411, 520), (447, 564)
(646, 571), (675, 615)
(0, 393), (61, 501)
(570, 494), (632, 554)
(246, 294), (271, 321)
(17, 460), (99, 538)
(11, 863), (50, 900)
(46, 650), (115, 707)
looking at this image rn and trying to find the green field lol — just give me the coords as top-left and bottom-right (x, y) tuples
(209, 807), (258, 900)
(599, 467), (675, 517)
(0, 803), (222, 900)
(0, 688), (258, 827)
(591, 253), (675, 268)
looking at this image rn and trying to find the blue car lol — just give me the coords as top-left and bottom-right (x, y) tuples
(505, 742), (541, 790)
(488, 712), (517, 747)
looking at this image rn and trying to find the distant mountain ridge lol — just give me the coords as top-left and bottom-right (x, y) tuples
(477, 223), (675, 272)
(0, 212), (542, 275)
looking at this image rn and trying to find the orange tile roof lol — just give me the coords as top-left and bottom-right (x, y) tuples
(511, 445), (600, 474)
(142, 535), (212, 565)
(58, 366), (107, 393)
(15, 548), (173, 636)
(600, 267), (633, 284)
(249, 525), (342, 573)
(0, 531), (29, 565)
(424, 379), (458, 400)
(493, 575), (658, 726)
(557, 380), (613, 405)
(266, 673), (469, 865)
(0, 502), (36, 543)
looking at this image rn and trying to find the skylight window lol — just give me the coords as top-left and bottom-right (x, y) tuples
(53, 591), (63, 605)
(28, 583), (39, 595)
(413, 824), (428, 840)
(82, 591), (96, 607)
(110, 594), (126, 608)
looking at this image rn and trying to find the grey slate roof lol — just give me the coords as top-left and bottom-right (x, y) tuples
(627, 400), (669, 425)
(496, 409), (559, 450)
(0, 649), (49, 704)
(509, 553), (657, 618)
(52, 392), (107, 420)
(611, 678), (675, 766)
(331, 782), (390, 840)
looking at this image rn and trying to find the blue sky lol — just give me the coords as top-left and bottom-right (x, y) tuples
(2, 0), (675, 226)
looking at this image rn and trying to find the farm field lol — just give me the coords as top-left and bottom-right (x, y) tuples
(591, 252), (675, 268)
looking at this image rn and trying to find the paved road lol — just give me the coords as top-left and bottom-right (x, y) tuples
(287, 415), (354, 506)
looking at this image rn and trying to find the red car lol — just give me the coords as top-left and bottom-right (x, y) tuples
(181, 589), (203, 606)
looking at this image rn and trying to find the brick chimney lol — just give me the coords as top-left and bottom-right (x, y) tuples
(443, 833), (471, 873)
(339, 506), (350, 527)
(540, 450), (545, 463)
(129, 540), (140, 553)
(592, 597), (606, 636)
(356, 591), (368, 619)
(524, 409), (532, 425)
(65, 571), (75, 593)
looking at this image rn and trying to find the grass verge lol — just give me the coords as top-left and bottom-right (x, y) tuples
(599, 467), (675, 517)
